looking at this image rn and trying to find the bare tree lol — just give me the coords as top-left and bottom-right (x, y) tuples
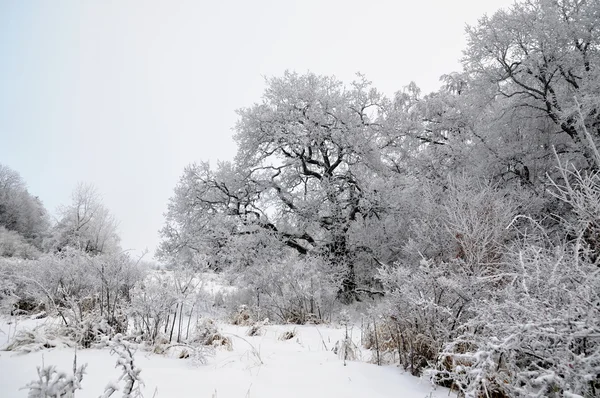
(51, 183), (120, 254)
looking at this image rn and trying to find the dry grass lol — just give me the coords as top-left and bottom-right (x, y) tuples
(278, 328), (296, 341)
(231, 305), (253, 326)
(194, 318), (233, 350)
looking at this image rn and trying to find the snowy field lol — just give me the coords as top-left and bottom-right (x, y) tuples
(0, 316), (449, 398)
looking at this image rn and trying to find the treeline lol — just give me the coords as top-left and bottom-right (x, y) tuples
(0, 164), (120, 258)
(0, 164), (49, 258)
(158, 0), (600, 396)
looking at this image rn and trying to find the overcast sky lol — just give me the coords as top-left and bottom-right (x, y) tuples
(0, 0), (514, 259)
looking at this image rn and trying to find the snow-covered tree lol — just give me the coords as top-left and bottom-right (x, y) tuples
(159, 72), (417, 300)
(0, 163), (49, 251)
(50, 183), (120, 255)
(463, 0), (600, 171)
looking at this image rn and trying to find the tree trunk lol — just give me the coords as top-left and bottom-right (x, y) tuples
(338, 263), (357, 304)
(330, 233), (357, 303)
(169, 304), (178, 342)
(177, 302), (184, 343)
(186, 302), (195, 340)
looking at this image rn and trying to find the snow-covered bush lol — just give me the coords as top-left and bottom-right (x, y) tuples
(403, 176), (518, 273)
(0, 226), (40, 259)
(191, 318), (232, 350)
(373, 177), (519, 375)
(0, 257), (36, 313)
(376, 260), (468, 374)
(1, 250), (145, 348)
(130, 272), (177, 344)
(129, 268), (219, 350)
(434, 241), (600, 398)
(4, 326), (75, 353)
(237, 255), (339, 324)
(69, 314), (114, 349)
(428, 164), (600, 397)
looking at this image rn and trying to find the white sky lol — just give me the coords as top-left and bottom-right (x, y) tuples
(0, 0), (515, 259)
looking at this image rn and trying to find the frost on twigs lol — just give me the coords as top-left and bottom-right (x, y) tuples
(101, 334), (144, 398)
(68, 314), (116, 349)
(426, 160), (600, 397)
(21, 352), (86, 398)
(430, 242), (600, 398)
(333, 311), (359, 365)
(19, 335), (146, 398)
(333, 338), (359, 363)
(151, 318), (226, 366)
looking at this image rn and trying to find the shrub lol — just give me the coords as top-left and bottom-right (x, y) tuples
(238, 255), (338, 324)
(426, 163), (600, 397)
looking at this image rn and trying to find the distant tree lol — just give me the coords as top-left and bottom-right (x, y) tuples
(0, 163), (49, 251)
(50, 183), (120, 254)
(0, 226), (40, 259)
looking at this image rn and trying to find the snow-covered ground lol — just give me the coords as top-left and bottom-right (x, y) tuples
(0, 316), (450, 398)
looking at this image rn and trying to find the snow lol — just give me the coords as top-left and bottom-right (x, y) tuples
(0, 318), (450, 398)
